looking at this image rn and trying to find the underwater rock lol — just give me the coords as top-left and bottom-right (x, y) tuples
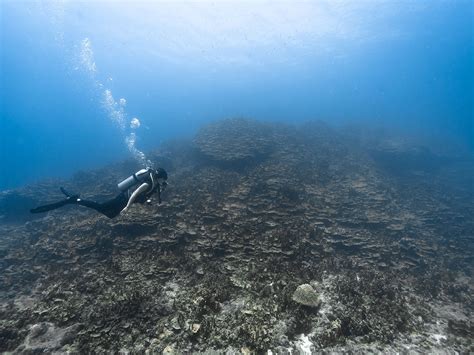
(292, 284), (321, 307)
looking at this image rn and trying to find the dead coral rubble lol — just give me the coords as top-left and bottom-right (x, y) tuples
(0, 119), (473, 353)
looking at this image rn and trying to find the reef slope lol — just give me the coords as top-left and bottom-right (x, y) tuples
(0, 119), (472, 353)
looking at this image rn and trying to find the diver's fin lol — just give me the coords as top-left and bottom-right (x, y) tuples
(60, 187), (80, 199)
(60, 187), (72, 197)
(30, 200), (71, 213)
(31, 205), (55, 213)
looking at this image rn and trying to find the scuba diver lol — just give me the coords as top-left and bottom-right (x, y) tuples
(30, 167), (168, 219)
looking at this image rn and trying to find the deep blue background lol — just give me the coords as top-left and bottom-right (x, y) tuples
(1, 1), (472, 190)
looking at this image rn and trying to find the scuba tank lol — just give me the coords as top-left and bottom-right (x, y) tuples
(117, 168), (150, 191)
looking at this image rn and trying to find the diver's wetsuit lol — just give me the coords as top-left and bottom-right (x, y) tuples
(30, 170), (163, 219)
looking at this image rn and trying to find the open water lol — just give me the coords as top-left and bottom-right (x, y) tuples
(1, 1), (472, 190)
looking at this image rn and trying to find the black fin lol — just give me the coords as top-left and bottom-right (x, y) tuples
(30, 199), (71, 213)
(60, 187), (80, 200)
(60, 187), (71, 197)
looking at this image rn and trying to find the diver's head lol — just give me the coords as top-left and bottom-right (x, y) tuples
(145, 167), (167, 180)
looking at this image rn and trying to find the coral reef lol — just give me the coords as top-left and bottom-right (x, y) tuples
(0, 119), (472, 353)
(194, 118), (276, 164)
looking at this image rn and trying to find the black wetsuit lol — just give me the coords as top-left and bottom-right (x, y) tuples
(30, 175), (158, 219)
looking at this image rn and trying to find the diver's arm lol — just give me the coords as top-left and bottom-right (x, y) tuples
(121, 182), (150, 213)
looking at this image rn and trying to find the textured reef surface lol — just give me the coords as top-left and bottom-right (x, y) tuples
(0, 119), (473, 353)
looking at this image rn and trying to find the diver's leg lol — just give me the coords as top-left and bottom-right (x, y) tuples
(75, 193), (128, 219)
(30, 187), (80, 214)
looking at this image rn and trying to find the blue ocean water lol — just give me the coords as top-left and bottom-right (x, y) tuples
(1, 0), (472, 190)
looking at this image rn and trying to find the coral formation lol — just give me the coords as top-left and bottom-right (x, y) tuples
(291, 284), (321, 307)
(194, 118), (276, 164)
(0, 119), (472, 353)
